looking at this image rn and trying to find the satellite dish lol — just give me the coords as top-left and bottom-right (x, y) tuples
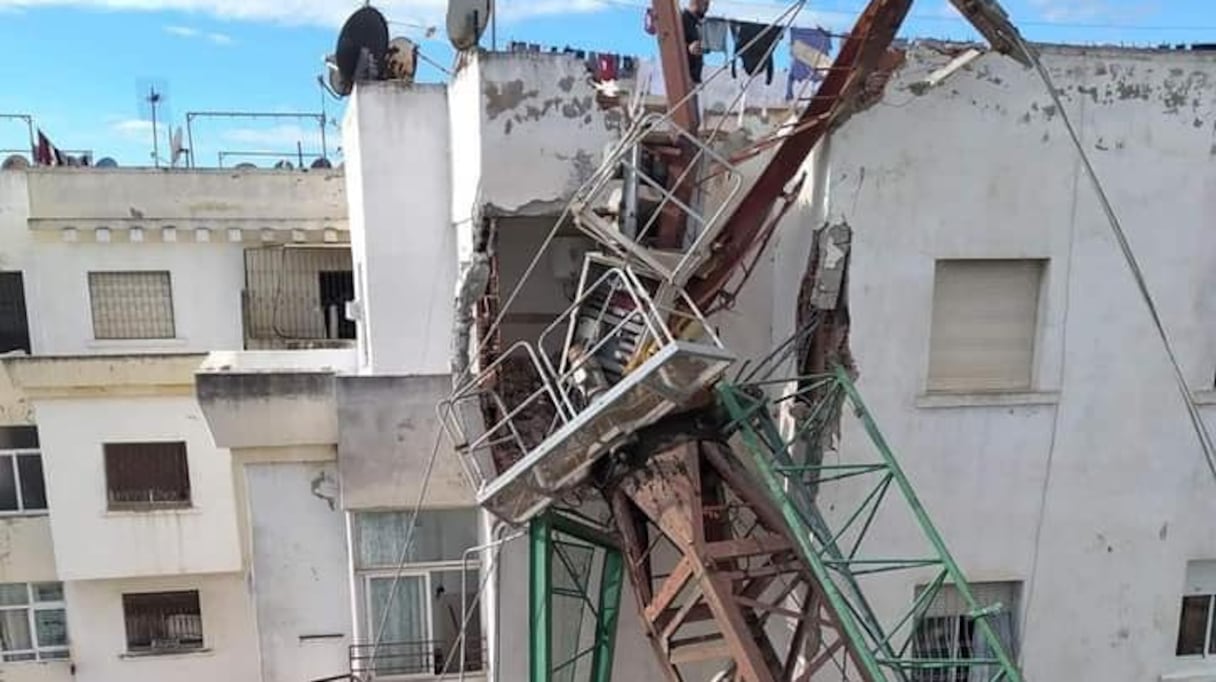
(1, 155), (29, 171)
(333, 6), (390, 97)
(170, 127), (186, 167)
(447, 0), (490, 51)
(386, 37), (419, 83)
(96, 157), (119, 168)
(311, 157), (333, 169)
(235, 162), (257, 169)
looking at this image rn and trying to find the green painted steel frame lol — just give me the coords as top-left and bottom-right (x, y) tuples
(716, 365), (1025, 682)
(530, 511), (624, 682)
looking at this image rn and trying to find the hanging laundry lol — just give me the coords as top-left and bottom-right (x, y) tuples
(597, 53), (620, 81)
(34, 130), (62, 167)
(730, 21), (784, 86)
(786, 26), (833, 100)
(701, 17), (729, 54)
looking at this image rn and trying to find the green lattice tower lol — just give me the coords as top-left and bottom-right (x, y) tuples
(716, 365), (1025, 682)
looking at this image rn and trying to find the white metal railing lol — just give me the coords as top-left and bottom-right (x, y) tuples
(568, 112), (745, 290)
(439, 261), (723, 494)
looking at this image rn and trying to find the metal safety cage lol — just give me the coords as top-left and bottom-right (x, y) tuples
(446, 254), (734, 525)
(568, 112), (745, 289)
(715, 366), (1025, 682)
(530, 511), (624, 682)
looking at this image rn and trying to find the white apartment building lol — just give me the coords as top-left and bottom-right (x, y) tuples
(199, 43), (1216, 682)
(0, 166), (349, 682)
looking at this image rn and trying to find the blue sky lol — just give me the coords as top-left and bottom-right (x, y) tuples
(0, 0), (1213, 166)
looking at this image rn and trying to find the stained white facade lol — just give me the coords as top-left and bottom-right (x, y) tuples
(0, 166), (349, 682)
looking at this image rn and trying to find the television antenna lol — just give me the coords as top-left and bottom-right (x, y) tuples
(137, 79), (171, 168)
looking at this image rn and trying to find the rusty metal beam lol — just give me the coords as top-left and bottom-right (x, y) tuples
(949, 0), (1032, 66)
(687, 0), (913, 311)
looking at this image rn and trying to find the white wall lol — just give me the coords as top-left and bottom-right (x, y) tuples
(0, 516), (58, 583)
(35, 396), (242, 580)
(2, 168), (351, 357)
(344, 82), (456, 376)
(246, 461), (352, 682)
(28, 241), (246, 355)
(64, 572), (258, 682)
(820, 44), (1216, 682)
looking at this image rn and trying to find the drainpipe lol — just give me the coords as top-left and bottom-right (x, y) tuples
(460, 521), (524, 682)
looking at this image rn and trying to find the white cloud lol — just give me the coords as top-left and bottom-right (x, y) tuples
(111, 118), (154, 139)
(221, 123), (323, 148)
(164, 23), (232, 43)
(1027, 0), (1159, 24)
(0, 0), (603, 27)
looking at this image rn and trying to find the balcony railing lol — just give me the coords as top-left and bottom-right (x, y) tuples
(349, 639), (486, 679)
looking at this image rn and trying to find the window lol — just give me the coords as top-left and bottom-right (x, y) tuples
(318, 270), (356, 340)
(122, 591), (203, 654)
(0, 427), (45, 514)
(352, 509), (483, 676)
(1177, 561), (1216, 657)
(103, 442), (191, 511)
(88, 271), (175, 340)
(0, 582), (69, 662)
(927, 259), (1045, 393)
(0, 273), (31, 354)
(911, 581), (1019, 682)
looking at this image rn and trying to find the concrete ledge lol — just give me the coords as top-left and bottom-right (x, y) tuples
(916, 391), (1060, 409)
(1192, 391), (1216, 406)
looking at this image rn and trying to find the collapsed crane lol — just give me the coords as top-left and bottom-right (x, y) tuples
(442, 1), (1034, 680)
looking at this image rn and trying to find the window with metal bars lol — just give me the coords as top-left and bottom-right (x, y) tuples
(103, 442), (191, 511)
(122, 591), (203, 654)
(88, 271), (175, 340)
(911, 582), (1020, 682)
(0, 273), (31, 354)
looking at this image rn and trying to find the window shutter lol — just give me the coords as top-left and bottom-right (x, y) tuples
(928, 260), (1044, 392)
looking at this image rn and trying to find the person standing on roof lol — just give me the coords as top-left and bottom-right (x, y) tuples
(682, 0), (711, 84)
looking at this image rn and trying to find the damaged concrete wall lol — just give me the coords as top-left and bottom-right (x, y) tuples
(822, 43), (1216, 682)
(477, 52), (622, 216)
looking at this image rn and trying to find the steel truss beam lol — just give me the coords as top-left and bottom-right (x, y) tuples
(531, 511), (625, 682)
(714, 366), (1025, 682)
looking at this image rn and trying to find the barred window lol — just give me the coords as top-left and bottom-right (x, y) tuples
(103, 442), (191, 511)
(122, 591), (202, 653)
(88, 271), (175, 340)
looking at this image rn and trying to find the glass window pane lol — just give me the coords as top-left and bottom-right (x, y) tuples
(368, 576), (428, 675)
(432, 569), (483, 673)
(34, 609), (67, 648)
(32, 583), (62, 603)
(0, 609), (32, 652)
(0, 427), (38, 450)
(1177, 595), (1211, 655)
(0, 584), (29, 607)
(0, 456), (17, 511)
(357, 509), (479, 568)
(17, 456), (46, 511)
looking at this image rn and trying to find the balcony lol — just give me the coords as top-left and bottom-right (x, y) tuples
(242, 246), (356, 350)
